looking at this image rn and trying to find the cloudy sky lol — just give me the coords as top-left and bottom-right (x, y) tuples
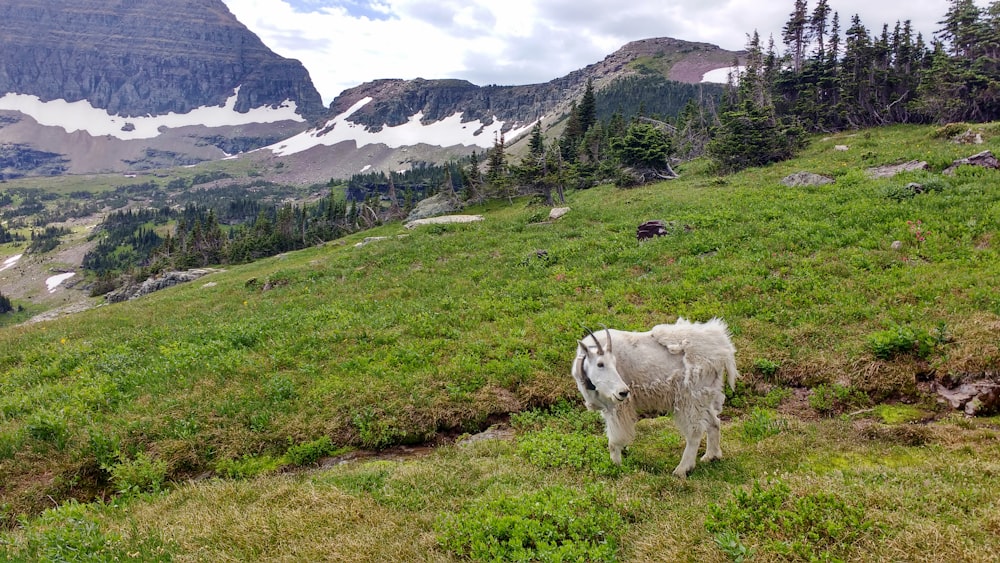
(220, 0), (970, 105)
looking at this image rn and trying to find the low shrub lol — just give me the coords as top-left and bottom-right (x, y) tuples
(284, 436), (338, 466)
(104, 452), (168, 495)
(215, 454), (284, 479)
(436, 485), (626, 562)
(706, 479), (881, 561)
(867, 324), (938, 360)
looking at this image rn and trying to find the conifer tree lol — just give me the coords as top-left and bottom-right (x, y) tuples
(578, 79), (597, 134)
(559, 101), (583, 163)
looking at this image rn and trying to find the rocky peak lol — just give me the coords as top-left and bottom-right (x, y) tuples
(325, 37), (742, 136)
(0, 0), (325, 119)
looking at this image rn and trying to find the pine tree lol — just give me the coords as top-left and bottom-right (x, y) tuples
(783, 0), (810, 73)
(578, 79), (597, 134)
(560, 101), (583, 163)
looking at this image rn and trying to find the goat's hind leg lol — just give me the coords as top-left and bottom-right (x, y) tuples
(701, 390), (726, 462)
(673, 421), (703, 478)
(701, 411), (723, 462)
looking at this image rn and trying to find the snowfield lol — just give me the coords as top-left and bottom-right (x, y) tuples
(0, 86), (303, 141)
(1, 254), (22, 273)
(268, 97), (535, 156)
(45, 272), (76, 293)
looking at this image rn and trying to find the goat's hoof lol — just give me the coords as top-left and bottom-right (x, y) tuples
(672, 467), (691, 479)
(701, 453), (722, 462)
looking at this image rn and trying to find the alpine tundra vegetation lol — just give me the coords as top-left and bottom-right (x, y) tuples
(1, 123), (999, 562)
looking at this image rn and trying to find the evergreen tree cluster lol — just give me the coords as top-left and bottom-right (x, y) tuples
(711, 0), (1000, 172)
(83, 191), (375, 283)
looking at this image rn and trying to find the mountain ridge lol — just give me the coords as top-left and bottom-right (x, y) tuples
(0, 0), (741, 180)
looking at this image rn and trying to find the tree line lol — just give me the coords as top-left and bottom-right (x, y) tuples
(78, 0), (1000, 289)
(709, 0), (1000, 171)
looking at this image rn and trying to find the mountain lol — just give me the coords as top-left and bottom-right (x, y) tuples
(0, 0), (324, 177)
(258, 38), (742, 184)
(0, 3), (740, 182)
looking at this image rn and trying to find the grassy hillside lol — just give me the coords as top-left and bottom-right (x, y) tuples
(1, 124), (999, 561)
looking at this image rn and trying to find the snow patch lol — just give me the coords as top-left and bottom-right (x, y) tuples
(46, 272), (76, 293)
(269, 96), (534, 156)
(0, 87), (303, 141)
(1, 254), (22, 273)
(702, 67), (744, 84)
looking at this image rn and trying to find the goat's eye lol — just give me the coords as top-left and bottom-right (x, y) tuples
(597, 362), (604, 368)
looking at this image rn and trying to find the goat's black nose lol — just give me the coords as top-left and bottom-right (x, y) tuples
(618, 390), (630, 399)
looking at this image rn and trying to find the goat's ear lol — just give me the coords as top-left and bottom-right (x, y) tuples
(577, 340), (589, 354)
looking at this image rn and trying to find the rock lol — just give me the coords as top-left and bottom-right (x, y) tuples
(865, 160), (929, 179)
(943, 150), (1000, 175)
(835, 145), (849, 151)
(405, 192), (463, 222)
(637, 220), (669, 241)
(457, 425), (514, 447)
(355, 236), (391, 247)
(404, 215), (483, 229)
(549, 207), (571, 220)
(951, 129), (984, 144)
(781, 172), (835, 187)
(105, 268), (222, 303)
(933, 380), (1000, 416)
(890, 240), (903, 250)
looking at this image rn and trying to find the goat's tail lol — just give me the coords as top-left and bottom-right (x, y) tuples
(725, 352), (739, 391)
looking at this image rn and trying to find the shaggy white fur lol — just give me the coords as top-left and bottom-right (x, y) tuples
(571, 318), (738, 477)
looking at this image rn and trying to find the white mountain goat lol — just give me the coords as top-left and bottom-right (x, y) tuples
(571, 318), (738, 477)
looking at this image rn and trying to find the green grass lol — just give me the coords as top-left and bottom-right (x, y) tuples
(1, 123), (999, 560)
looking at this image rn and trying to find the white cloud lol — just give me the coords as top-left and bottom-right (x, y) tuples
(221, 0), (969, 105)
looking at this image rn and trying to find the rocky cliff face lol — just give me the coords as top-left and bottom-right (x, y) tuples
(329, 37), (741, 135)
(0, 0), (325, 119)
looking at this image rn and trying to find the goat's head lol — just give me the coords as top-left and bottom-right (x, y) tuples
(572, 326), (630, 410)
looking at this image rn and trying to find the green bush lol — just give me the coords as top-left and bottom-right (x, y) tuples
(436, 485), (626, 562)
(104, 452), (168, 495)
(215, 454), (284, 479)
(752, 358), (781, 379)
(517, 429), (624, 476)
(284, 436), (337, 466)
(706, 479), (880, 561)
(867, 324), (937, 360)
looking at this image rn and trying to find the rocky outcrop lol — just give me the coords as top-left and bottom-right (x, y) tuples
(943, 150), (999, 175)
(405, 192), (463, 222)
(866, 160), (930, 179)
(0, 0), (325, 119)
(105, 268), (222, 303)
(782, 172), (835, 187)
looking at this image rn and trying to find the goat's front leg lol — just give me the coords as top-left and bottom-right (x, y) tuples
(603, 410), (635, 466)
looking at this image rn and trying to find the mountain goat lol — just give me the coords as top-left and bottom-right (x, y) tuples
(571, 318), (738, 477)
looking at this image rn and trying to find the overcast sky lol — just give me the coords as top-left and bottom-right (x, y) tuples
(220, 0), (973, 105)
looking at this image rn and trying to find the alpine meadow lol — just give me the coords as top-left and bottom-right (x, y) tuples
(2, 0), (1000, 561)
(1, 123), (999, 561)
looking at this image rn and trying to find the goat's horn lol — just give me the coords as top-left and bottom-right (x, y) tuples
(600, 324), (612, 354)
(583, 327), (605, 355)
